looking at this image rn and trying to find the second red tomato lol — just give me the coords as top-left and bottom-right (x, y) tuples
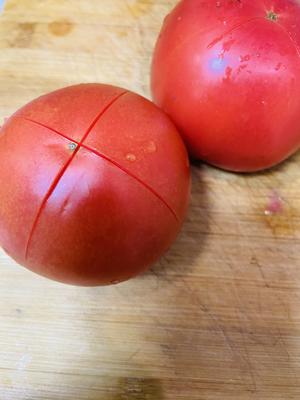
(152, 0), (300, 172)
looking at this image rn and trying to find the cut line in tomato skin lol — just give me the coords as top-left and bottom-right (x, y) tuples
(0, 84), (190, 286)
(24, 91), (128, 260)
(15, 116), (180, 223)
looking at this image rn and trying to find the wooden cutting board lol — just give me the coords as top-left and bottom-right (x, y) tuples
(1, 1), (300, 399)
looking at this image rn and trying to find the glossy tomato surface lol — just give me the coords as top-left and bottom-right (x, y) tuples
(151, 0), (300, 172)
(0, 84), (190, 286)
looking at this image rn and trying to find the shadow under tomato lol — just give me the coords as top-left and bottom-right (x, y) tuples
(192, 146), (300, 178)
(82, 155), (300, 399)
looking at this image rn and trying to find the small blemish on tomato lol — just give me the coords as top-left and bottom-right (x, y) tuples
(126, 153), (137, 162)
(223, 66), (232, 82)
(239, 54), (251, 62)
(237, 64), (247, 74)
(144, 141), (157, 154)
(219, 49), (225, 59)
(223, 38), (235, 52)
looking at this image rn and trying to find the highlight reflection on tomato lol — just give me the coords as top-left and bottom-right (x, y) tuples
(0, 84), (190, 286)
(151, 0), (300, 172)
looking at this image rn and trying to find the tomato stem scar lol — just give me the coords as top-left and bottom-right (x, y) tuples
(68, 142), (77, 151)
(267, 11), (278, 21)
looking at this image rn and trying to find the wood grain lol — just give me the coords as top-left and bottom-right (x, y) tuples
(1, 1), (300, 399)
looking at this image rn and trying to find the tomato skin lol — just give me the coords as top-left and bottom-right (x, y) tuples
(151, 0), (300, 172)
(0, 84), (190, 286)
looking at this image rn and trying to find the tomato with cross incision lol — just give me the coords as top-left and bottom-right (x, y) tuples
(0, 84), (190, 286)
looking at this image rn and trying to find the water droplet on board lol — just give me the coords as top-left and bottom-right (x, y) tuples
(17, 354), (32, 371)
(264, 190), (284, 216)
(126, 153), (136, 162)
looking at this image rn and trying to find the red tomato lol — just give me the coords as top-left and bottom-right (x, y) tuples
(151, 0), (300, 172)
(0, 84), (190, 286)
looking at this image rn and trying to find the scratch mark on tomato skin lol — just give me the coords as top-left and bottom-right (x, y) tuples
(207, 17), (263, 49)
